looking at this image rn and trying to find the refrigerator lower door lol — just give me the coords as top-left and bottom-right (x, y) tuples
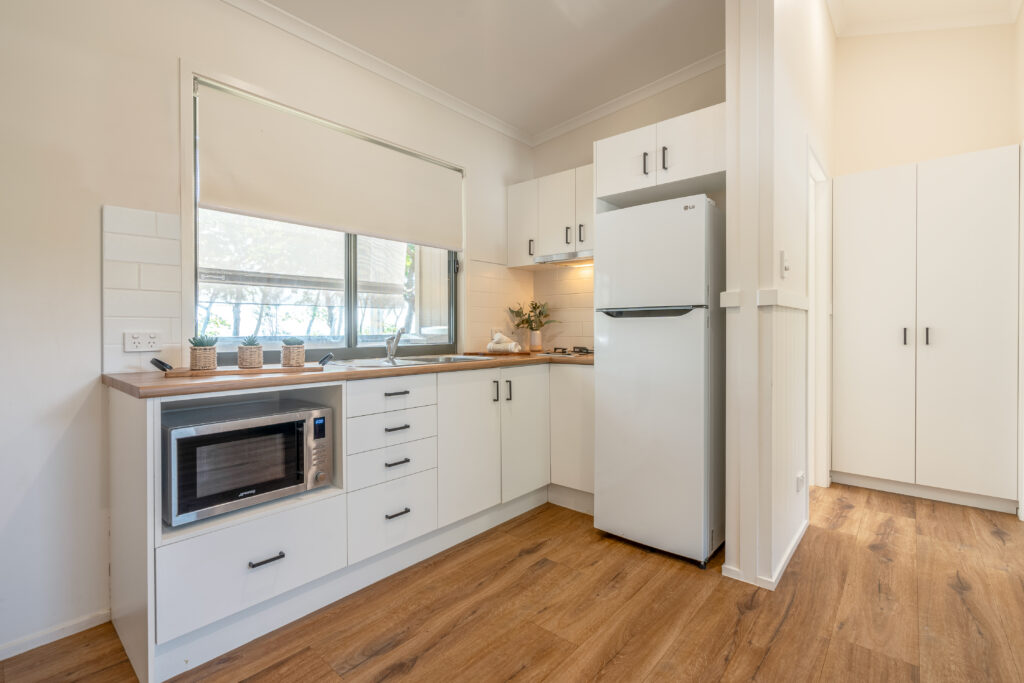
(594, 307), (708, 561)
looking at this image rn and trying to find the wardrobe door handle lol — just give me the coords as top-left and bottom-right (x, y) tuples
(493, 380), (500, 402)
(506, 379), (513, 401)
(662, 146), (668, 170)
(248, 551), (285, 569)
(565, 226), (571, 245)
(384, 424), (410, 433)
(528, 238), (534, 256)
(578, 224), (584, 243)
(385, 507), (411, 520)
(642, 151), (649, 175)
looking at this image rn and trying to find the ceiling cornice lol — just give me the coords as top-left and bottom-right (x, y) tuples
(221, 0), (724, 148)
(531, 50), (725, 146)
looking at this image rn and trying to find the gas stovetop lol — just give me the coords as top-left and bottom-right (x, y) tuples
(538, 346), (593, 357)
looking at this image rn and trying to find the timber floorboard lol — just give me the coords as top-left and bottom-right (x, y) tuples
(3, 488), (1024, 682)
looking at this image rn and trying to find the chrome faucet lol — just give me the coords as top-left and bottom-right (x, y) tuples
(385, 327), (405, 363)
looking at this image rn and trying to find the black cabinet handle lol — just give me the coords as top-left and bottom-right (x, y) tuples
(528, 238), (534, 256)
(506, 379), (513, 401)
(493, 380), (500, 402)
(925, 327), (930, 345)
(565, 226), (571, 244)
(385, 507), (411, 520)
(642, 151), (649, 175)
(385, 424), (411, 433)
(578, 224), (584, 243)
(248, 551), (285, 569)
(385, 457), (411, 468)
(903, 327), (907, 345)
(384, 390), (410, 397)
(662, 146), (668, 170)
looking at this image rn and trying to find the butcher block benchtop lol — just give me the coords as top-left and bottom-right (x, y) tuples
(102, 353), (594, 399)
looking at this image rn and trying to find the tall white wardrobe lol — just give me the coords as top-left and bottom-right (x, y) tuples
(833, 144), (1020, 503)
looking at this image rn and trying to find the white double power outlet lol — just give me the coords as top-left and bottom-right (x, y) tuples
(123, 331), (163, 353)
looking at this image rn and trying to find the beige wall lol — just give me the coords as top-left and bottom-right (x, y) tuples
(531, 66), (726, 177)
(0, 0), (533, 654)
(1018, 9), (1024, 139)
(834, 23), (1020, 176)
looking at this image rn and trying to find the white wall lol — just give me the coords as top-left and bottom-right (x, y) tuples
(834, 23), (1020, 176)
(0, 0), (534, 656)
(1017, 8), (1024, 139)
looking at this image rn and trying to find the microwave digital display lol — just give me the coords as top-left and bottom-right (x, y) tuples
(313, 416), (326, 440)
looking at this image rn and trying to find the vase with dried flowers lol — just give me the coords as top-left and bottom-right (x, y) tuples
(508, 301), (556, 352)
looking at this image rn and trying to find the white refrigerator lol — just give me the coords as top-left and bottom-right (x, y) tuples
(593, 195), (725, 567)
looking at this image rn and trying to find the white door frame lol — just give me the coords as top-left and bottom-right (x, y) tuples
(807, 149), (831, 488)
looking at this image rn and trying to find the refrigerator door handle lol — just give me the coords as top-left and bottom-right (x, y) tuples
(597, 305), (706, 318)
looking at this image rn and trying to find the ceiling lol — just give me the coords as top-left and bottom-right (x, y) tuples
(252, 0), (724, 145)
(826, 0), (1024, 37)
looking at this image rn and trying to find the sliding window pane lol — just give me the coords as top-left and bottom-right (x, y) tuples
(355, 235), (450, 346)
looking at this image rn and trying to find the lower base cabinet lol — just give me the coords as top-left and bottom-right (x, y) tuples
(500, 365), (551, 502)
(155, 493), (348, 644)
(347, 469), (438, 564)
(550, 365), (595, 493)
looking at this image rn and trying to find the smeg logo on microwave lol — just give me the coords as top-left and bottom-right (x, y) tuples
(237, 489), (257, 498)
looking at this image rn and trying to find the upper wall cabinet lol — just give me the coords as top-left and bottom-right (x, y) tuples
(594, 103), (725, 204)
(507, 164), (593, 266)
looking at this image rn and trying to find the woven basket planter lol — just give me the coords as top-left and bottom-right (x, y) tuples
(237, 345), (263, 369)
(189, 346), (217, 371)
(281, 344), (305, 367)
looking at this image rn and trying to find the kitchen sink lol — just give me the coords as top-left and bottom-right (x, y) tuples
(402, 355), (483, 364)
(333, 355), (483, 368)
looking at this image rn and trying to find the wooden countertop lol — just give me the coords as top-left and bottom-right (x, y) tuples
(102, 353), (594, 399)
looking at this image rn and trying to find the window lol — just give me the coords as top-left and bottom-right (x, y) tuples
(196, 208), (456, 356)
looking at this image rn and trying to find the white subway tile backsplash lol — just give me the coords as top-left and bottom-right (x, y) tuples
(533, 263), (594, 350)
(103, 233), (180, 265)
(102, 205), (157, 236)
(102, 261), (139, 289)
(103, 344), (144, 373)
(140, 264), (181, 292)
(156, 212), (181, 239)
(104, 289), (180, 318)
(103, 317), (173, 344)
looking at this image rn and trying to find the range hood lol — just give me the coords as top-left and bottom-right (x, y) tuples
(533, 249), (593, 265)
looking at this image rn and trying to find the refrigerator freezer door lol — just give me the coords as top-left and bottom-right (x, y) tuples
(594, 196), (707, 310)
(594, 308), (707, 560)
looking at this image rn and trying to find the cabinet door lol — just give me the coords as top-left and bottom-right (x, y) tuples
(574, 164), (594, 251)
(437, 369), (502, 526)
(655, 103), (726, 186)
(500, 365), (550, 502)
(550, 365), (594, 493)
(916, 145), (1019, 499)
(594, 124), (657, 199)
(833, 164), (917, 483)
(507, 179), (538, 267)
(537, 169), (576, 256)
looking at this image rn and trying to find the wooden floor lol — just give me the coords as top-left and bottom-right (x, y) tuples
(4, 484), (1024, 682)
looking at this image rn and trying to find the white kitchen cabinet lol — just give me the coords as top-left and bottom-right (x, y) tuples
(346, 374), (437, 417)
(550, 365), (594, 493)
(655, 103), (726, 186)
(915, 145), (1019, 499)
(593, 124), (657, 198)
(346, 405), (437, 455)
(437, 369), (502, 527)
(347, 437), (438, 491)
(537, 169), (577, 257)
(500, 365), (550, 502)
(833, 144), (1020, 501)
(347, 469), (438, 564)
(833, 164), (917, 484)
(594, 104), (725, 201)
(507, 178), (538, 268)
(574, 164), (594, 250)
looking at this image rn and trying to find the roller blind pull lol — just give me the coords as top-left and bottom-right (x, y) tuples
(194, 79), (464, 251)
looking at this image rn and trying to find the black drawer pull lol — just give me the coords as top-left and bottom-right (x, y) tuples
(528, 238), (534, 256)
(662, 145), (668, 170)
(642, 151), (649, 175)
(506, 379), (512, 401)
(385, 424), (411, 433)
(384, 390), (410, 397)
(385, 457), (411, 468)
(248, 551), (285, 569)
(493, 380), (500, 402)
(385, 507), (411, 520)
(578, 223), (584, 243)
(565, 226), (571, 244)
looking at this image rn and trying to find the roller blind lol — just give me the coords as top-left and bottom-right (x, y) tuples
(195, 81), (464, 251)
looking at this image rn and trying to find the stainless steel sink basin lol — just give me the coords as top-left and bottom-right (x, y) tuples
(333, 355), (483, 368)
(402, 355), (483, 364)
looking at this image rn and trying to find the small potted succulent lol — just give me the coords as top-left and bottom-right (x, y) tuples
(188, 335), (218, 371)
(237, 334), (263, 369)
(508, 301), (556, 352)
(280, 337), (305, 367)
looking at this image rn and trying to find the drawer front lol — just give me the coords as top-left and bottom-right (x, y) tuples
(155, 494), (347, 644)
(347, 374), (437, 417)
(348, 469), (438, 564)
(346, 405), (437, 455)
(348, 437), (438, 491)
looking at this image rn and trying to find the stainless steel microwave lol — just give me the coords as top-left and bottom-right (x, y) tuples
(162, 399), (334, 527)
